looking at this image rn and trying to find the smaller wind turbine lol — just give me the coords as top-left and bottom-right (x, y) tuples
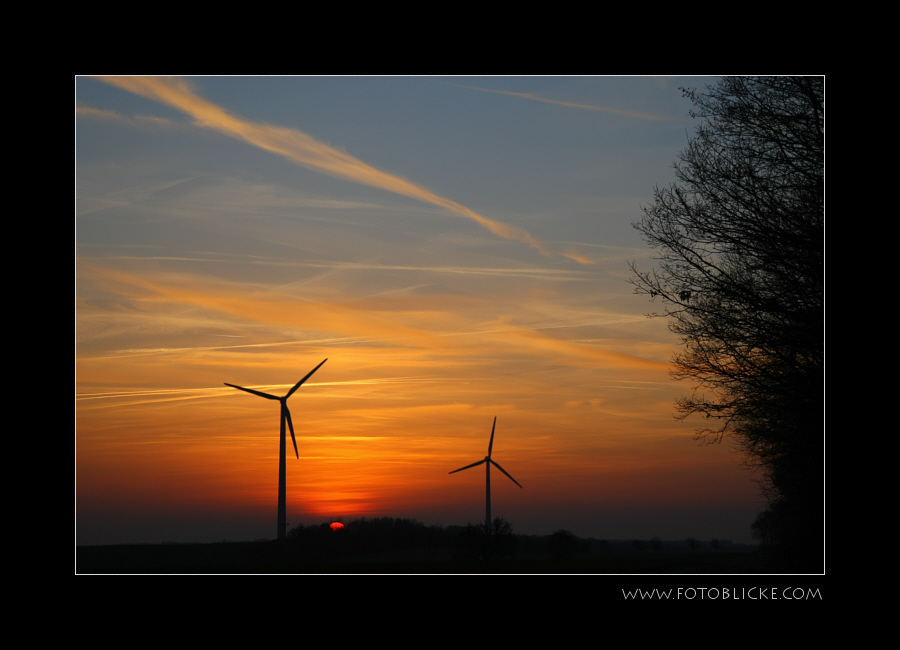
(449, 417), (522, 531)
(225, 358), (327, 540)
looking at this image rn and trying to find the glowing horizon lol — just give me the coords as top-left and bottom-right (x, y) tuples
(76, 76), (764, 545)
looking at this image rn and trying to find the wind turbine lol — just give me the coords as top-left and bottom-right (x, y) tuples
(449, 417), (522, 531)
(225, 358), (327, 540)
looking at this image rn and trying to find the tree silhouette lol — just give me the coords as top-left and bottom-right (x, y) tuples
(549, 529), (579, 559)
(630, 77), (823, 568)
(454, 517), (516, 561)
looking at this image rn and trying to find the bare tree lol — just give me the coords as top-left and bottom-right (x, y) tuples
(630, 77), (823, 566)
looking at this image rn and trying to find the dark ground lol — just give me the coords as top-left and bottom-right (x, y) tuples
(76, 540), (772, 574)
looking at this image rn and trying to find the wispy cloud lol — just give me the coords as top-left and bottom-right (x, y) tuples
(96, 76), (565, 260)
(76, 104), (182, 129)
(76, 376), (437, 407)
(561, 249), (599, 265)
(78, 262), (668, 379)
(457, 85), (678, 122)
(299, 260), (593, 281)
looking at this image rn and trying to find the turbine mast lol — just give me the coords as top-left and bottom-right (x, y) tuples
(278, 400), (287, 540)
(485, 457), (491, 532)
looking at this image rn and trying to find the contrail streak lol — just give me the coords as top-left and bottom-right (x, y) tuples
(98, 76), (563, 259)
(456, 84), (679, 122)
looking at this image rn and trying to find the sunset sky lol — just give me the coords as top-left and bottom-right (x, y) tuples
(76, 75), (765, 545)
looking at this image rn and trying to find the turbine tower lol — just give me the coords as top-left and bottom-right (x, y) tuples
(449, 416), (522, 531)
(225, 358), (327, 540)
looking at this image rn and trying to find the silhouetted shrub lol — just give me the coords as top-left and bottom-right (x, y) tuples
(548, 529), (579, 559)
(454, 518), (516, 561)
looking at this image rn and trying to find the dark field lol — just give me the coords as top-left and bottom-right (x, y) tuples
(76, 540), (769, 574)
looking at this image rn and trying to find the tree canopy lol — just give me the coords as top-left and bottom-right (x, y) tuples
(630, 77), (823, 568)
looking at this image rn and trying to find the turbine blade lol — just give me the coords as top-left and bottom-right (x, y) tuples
(491, 459), (523, 488)
(488, 416), (497, 456)
(284, 404), (299, 459)
(225, 383), (279, 400)
(286, 358), (328, 398)
(449, 459), (486, 474)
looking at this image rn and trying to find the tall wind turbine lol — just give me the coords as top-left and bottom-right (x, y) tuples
(449, 417), (522, 531)
(225, 358), (327, 540)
